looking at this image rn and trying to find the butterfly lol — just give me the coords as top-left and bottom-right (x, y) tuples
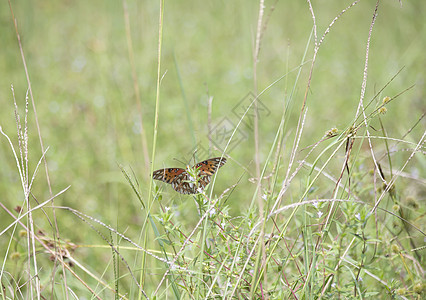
(152, 157), (227, 194)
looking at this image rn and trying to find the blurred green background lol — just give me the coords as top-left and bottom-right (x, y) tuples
(0, 0), (424, 293)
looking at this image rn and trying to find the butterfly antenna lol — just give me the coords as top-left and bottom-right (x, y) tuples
(172, 157), (187, 167)
(190, 149), (198, 165)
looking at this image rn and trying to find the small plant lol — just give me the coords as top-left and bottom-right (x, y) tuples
(0, 1), (424, 299)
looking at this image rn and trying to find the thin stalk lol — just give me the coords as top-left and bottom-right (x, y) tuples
(140, 0), (164, 298)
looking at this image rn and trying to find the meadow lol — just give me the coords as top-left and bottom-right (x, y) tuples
(0, 0), (424, 299)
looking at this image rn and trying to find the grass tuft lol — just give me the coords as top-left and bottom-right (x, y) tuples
(0, 0), (424, 299)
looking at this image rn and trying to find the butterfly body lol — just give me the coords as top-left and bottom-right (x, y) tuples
(152, 157), (227, 194)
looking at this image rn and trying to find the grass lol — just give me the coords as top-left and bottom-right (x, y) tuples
(0, 0), (425, 299)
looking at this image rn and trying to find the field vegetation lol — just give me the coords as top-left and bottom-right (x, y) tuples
(0, 0), (424, 299)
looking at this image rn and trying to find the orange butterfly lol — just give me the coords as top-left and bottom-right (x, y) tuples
(152, 157), (227, 194)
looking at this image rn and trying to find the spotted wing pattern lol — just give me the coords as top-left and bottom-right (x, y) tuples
(152, 157), (227, 194)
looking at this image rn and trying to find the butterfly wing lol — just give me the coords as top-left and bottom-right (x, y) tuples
(152, 157), (227, 194)
(152, 168), (195, 194)
(193, 157), (227, 191)
(171, 171), (197, 194)
(152, 168), (186, 184)
(194, 157), (227, 176)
